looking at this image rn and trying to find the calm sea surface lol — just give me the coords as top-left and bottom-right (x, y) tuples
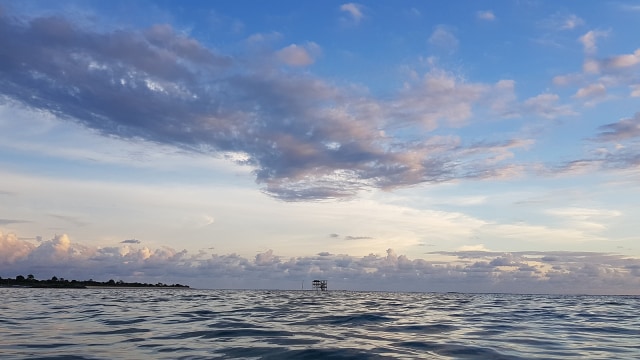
(1, 288), (639, 359)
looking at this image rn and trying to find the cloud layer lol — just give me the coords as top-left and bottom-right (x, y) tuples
(2, 232), (639, 294)
(0, 12), (547, 201)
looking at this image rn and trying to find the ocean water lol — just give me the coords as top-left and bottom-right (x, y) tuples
(1, 289), (639, 359)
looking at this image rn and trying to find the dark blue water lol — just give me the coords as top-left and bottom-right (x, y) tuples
(1, 288), (638, 359)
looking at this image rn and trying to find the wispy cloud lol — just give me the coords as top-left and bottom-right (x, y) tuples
(560, 14), (584, 30)
(546, 207), (621, 231)
(579, 30), (609, 54)
(340, 3), (365, 24)
(521, 93), (576, 119)
(547, 111), (640, 174)
(476, 10), (495, 22)
(0, 219), (30, 226)
(617, 3), (640, 12)
(428, 25), (458, 52)
(49, 214), (89, 227)
(594, 112), (640, 142)
(540, 13), (584, 31)
(344, 235), (373, 240)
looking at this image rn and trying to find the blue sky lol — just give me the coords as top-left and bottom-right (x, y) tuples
(1, 1), (640, 294)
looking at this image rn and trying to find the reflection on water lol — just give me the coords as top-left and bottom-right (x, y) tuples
(1, 289), (639, 359)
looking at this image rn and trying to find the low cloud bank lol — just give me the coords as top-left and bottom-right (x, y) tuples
(2, 232), (639, 295)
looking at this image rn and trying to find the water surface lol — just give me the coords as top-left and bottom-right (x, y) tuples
(1, 288), (638, 359)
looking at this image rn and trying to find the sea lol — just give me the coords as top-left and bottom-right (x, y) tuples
(1, 288), (639, 359)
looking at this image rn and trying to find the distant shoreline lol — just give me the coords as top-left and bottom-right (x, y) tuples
(84, 286), (191, 289)
(1, 275), (190, 289)
(0, 285), (191, 289)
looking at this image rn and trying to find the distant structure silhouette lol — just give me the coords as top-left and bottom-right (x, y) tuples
(312, 279), (327, 291)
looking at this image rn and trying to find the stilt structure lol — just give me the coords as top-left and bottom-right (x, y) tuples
(312, 279), (327, 291)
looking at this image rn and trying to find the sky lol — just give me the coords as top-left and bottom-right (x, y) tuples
(1, 1), (640, 294)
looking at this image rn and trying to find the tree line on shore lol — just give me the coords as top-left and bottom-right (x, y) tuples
(0, 274), (189, 288)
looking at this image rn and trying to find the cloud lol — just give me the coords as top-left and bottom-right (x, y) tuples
(476, 11), (495, 21)
(573, 83), (607, 106)
(546, 207), (621, 231)
(575, 48), (640, 75)
(457, 244), (490, 251)
(0, 219), (30, 226)
(407, 8), (421, 17)
(573, 83), (606, 99)
(391, 68), (488, 128)
(121, 239), (141, 244)
(255, 249), (279, 266)
(579, 30), (609, 54)
(548, 111), (640, 173)
(618, 4), (640, 12)
(552, 73), (582, 86)
(560, 14), (584, 30)
(540, 13), (584, 31)
(521, 93), (576, 119)
(594, 113), (640, 142)
(0, 12), (544, 201)
(2, 232), (640, 294)
(2, 10), (610, 203)
(631, 85), (640, 97)
(428, 25), (458, 52)
(340, 3), (364, 24)
(552, 45), (640, 108)
(604, 49), (640, 69)
(49, 214), (89, 227)
(276, 42), (321, 67)
(344, 235), (373, 240)
(0, 232), (36, 264)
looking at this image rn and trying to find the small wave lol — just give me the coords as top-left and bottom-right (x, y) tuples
(156, 328), (295, 340)
(19, 343), (76, 349)
(309, 313), (392, 325)
(385, 323), (458, 334)
(99, 317), (147, 326)
(395, 341), (523, 360)
(29, 356), (95, 360)
(220, 347), (392, 359)
(85, 327), (150, 335)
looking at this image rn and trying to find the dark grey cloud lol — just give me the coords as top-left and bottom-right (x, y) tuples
(0, 12), (529, 201)
(545, 112), (640, 175)
(0, 219), (30, 225)
(594, 112), (640, 142)
(121, 239), (141, 244)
